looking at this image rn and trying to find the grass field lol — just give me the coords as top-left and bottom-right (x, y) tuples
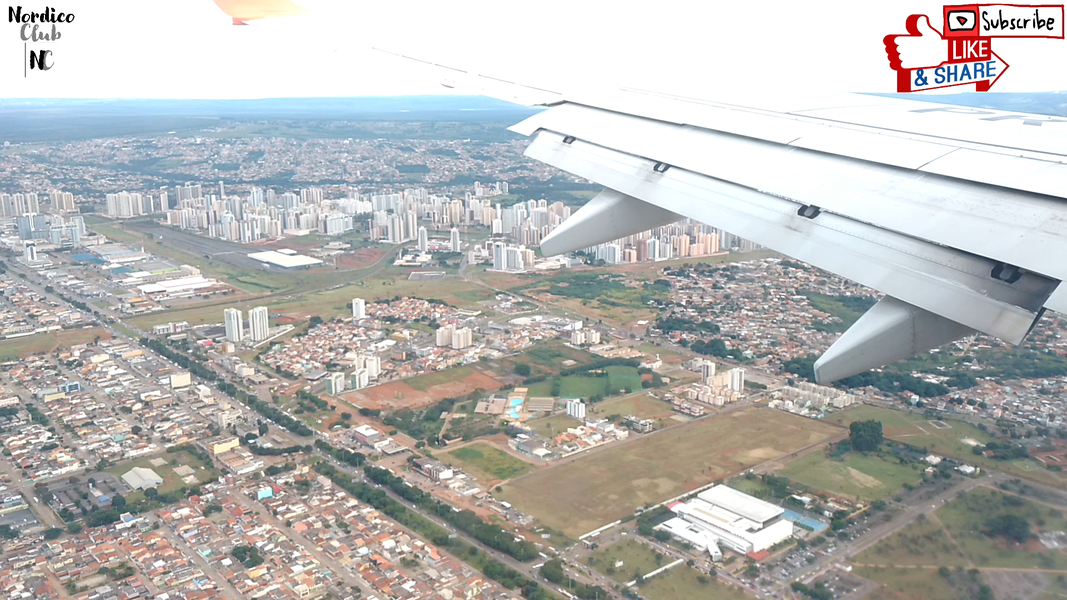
(103, 450), (218, 501)
(405, 366), (476, 392)
(855, 566), (969, 600)
(590, 393), (676, 429)
(830, 405), (1064, 487)
(443, 443), (535, 482)
(779, 450), (925, 501)
(499, 407), (840, 537)
(936, 487), (1067, 570)
(0, 327), (110, 361)
(854, 516), (971, 568)
(639, 564), (751, 600)
(589, 539), (669, 584)
(727, 477), (773, 498)
(531, 414), (583, 438)
(525, 366), (643, 400)
(125, 272), (482, 329)
(495, 343), (593, 379)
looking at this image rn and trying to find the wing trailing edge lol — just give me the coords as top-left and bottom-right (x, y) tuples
(813, 297), (976, 384)
(540, 189), (682, 257)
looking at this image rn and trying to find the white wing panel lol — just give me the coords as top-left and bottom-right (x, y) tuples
(514, 103), (1067, 283)
(524, 131), (1053, 343)
(921, 150), (1067, 199)
(789, 127), (956, 170)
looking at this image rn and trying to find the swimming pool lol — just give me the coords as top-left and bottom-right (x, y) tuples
(781, 509), (829, 533)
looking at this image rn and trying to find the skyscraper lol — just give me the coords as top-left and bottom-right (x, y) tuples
(728, 368), (746, 393)
(224, 308), (244, 343)
(249, 306), (269, 342)
(352, 298), (366, 320)
(450, 227), (461, 252)
(700, 361), (716, 385)
(417, 226), (428, 253)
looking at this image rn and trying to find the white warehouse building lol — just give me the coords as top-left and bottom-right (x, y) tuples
(656, 485), (794, 556)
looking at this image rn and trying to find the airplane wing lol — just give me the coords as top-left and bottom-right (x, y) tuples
(209, 1), (1067, 384)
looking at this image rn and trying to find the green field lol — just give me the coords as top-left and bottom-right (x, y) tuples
(589, 539), (669, 584)
(0, 327), (110, 361)
(502, 340), (597, 377)
(639, 564), (750, 600)
(830, 405), (1064, 487)
(444, 443), (535, 482)
(855, 566), (973, 600)
(405, 366), (476, 392)
(936, 487), (1067, 570)
(855, 516), (971, 568)
(727, 476), (773, 498)
(525, 366), (643, 400)
(103, 450), (218, 501)
(590, 393), (675, 427)
(779, 450), (925, 501)
(499, 407), (840, 537)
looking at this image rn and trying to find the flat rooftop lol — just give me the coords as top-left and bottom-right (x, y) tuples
(247, 250), (323, 268)
(698, 485), (784, 525)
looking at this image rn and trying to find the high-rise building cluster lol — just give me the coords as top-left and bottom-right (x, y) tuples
(583, 222), (752, 264)
(489, 241), (537, 273)
(165, 185), (373, 243)
(435, 325), (473, 350)
(224, 306), (271, 344)
(13, 213), (85, 245)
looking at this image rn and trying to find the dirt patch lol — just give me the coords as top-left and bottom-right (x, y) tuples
(337, 248), (384, 269)
(347, 381), (434, 411)
(427, 369), (503, 400)
(847, 467), (884, 489)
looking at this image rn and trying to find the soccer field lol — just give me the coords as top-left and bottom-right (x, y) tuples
(498, 407), (840, 537)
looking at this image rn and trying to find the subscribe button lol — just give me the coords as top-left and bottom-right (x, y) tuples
(943, 4), (1065, 38)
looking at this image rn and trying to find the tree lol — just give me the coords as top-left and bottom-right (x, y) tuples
(110, 495), (127, 509)
(985, 514), (1031, 543)
(131, 425), (142, 435)
(144, 488), (159, 500)
(514, 363), (532, 377)
(67, 523), (83, 534)
(849, 420), (884, 452)
(43, 527), (63, 540)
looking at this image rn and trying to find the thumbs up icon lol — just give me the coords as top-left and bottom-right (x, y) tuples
(884, 15), (946, 71)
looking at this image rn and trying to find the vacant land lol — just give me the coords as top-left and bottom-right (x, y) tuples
(937, 487), (1067, 570)
(405, 366), (477, 392)
(854, 516), (971, 568)
(531, 414), (582, 439)
(499, 407), (839, 537)
(590, 393), (676, 429)
(589, 540), (670, 584)
(103, 450), (218, 501)
(0, 327), (111, 361)
(779, 450), (924, 501)
(830, 405), (1063, 487)
(443, 443), (534, 482)
(638, 564), (751, 600)
(501, 341), (597, 378)
(855, 566), (971, 600)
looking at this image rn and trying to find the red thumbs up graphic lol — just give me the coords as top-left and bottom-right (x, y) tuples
(884, 14), (946, 70)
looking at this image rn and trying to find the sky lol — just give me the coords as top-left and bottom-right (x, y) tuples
(2, 0), (1066, 100)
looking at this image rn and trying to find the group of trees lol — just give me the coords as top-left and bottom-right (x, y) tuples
(688, 338), (729, 358)
(141, 338), (217, 382)
(363, 465), (541, 561)
(849, 420), (884, 452)
(231, 544), (265, 568)
(984, 514), (1031, 543)
(654, 316), (720, 335)
(217, 381), (313, 437)
(314, 439), (367, 468)
(540, 559), (607, 600)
